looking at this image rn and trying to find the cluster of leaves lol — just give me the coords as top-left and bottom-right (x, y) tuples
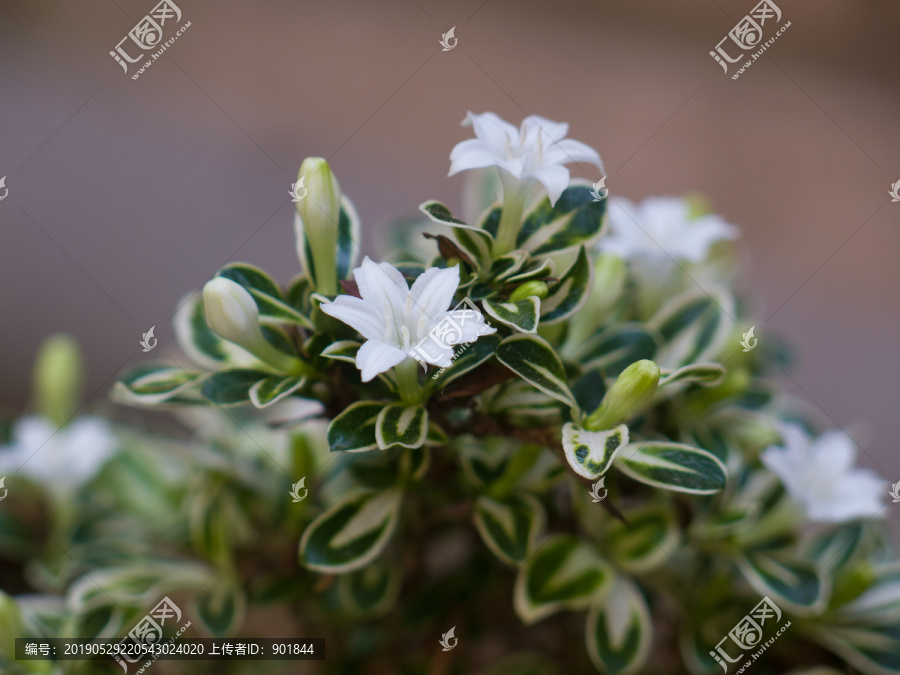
(1, 164), (898, 675)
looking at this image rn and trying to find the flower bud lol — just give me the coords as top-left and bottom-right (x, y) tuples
(33, 334), (83, 428)
(294, 157), (342, 296)
(509, 280), (549, 303)
(584, 359), (660, 431)
(203, 277), (303, 374)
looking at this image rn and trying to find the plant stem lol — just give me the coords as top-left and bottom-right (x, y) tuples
(492, 178), (529, 257)
(394, 358), (423, 405)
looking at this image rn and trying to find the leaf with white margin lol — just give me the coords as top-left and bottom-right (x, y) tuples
(585, 576), (653, 675)
(218, 262), (314, 329)
(473, 494), (545, 567)
(496, 334), (577, 408)
(650, 288), (735, 370)
(657, 362), (726, 390)
(562, 423), (629, 480)
(483, 297), (541, 333)
(737, 551), (829, 614)
(833, 562), (900, 623)
(514, 534), (612, 624)
(249, 375), (306, 408)
(320, 340), (360, 364)
(615, 441), (727, 495)
(327, 401), (382, 453)
(605, 504), (680, 575)
(540, 245), (593, 324)
(337, 562), (400, 617)
(299, 488), (403, 574)
(112, 364), (204, 407)
(810, 624), (900, 675)
(375, 404), (428, 450)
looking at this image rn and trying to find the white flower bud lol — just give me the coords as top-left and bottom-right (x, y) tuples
(202, 278), (302, 373)
(294, 157), (341, 295)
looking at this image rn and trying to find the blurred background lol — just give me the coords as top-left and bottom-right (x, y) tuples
(0, 0), (898, 548)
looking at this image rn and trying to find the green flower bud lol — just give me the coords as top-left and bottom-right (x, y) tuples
(830, 562), (876, 608)
(33, 334), (83, 428)
(508, 280), (549, 303)
(584, 359), (660, 431)
(294, 157), (342, 296)
(203, 277), (304, 374)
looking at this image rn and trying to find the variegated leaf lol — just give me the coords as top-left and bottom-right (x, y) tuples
(473, 494), (545, 566)
(585, 576), (653, 675)
(737, 552), (829, 614)
(375, 404), (428, 450)
(495, 334), (577, 408)
(327, 401), (383, 453)
(615, 441), (727, 495)
(562, 423), (629, 480)
(483, 297), (541, 333)
(540, 245), (592, 324)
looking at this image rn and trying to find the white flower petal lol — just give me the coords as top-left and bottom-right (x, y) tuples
(354, 257), (410, 323)
(528, 164), (570, 206)
(443, 309), (497, 343)
(410, 266), (460, 324)
(320, 295), (386, 341)
(545, 138), (604, 171)
(448, 139), (502, 176)
(356, 340), (408, 382)
(465, 111), (518, 155)
(520, 115), (569, 143)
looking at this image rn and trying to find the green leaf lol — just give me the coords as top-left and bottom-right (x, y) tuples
(174, 292), (255, 370)
(320, 340), (360, 364)
(571, 368), (607, 415)
(650, 288), (735, 369)
(459, 437), (513, 490)
(299, 488), (403, 574)
(737, 552), (829, 614)
(248, 375), (306, 408)
(218, 263), (314, 329)
(375, 404), (428, 450)
(582, 324), (661, 377)
(200, 369), (270, 406)
(496, 334), (577, 408)
(483, 297), (540, 333)
(585, 577), (653, 675)
(540, 246), (592, 324)
(420, 200), (494, 266)
(336, 563), (400, 617)
(517, 183), (607, 256)
(473, 494), (545, 566)
(805, 523), (864, 574)
(194, 581), (246, 637)
(112, 364), (203, 406)
(605, 505), (680, 574)
(811, 624), (900, 675)
(428, 333), (500, 390)
(562, 423), (629, 480)
(615, 441), (727, 494)
(492, 250), (530, 281)
(514, 535), (612, 624)
(327, 401), (382, 453)
(657, 362), (726, 390)
(833, 562), (900, 623)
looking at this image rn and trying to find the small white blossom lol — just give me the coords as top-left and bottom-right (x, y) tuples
(602, 196), (738, 265)
(448, 112), (602, 206)
(320, 258), (495, 382)
(761, 424), (887, 523)
(0, 416), (117, 488)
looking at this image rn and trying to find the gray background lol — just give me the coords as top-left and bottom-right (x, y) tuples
(0, 0), (898, 538)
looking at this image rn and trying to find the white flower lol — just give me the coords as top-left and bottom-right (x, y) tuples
(602, 196), (738, 264)
(0, 416), (117, 488)
(761, 424), (887, 523)
(320, 258), (495, 382)
(448, 111), (602, 206)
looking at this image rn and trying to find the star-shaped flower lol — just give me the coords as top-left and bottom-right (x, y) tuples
(448, 112), (602, 206)
(761, 424), (887, 523)
(320, 258), (495, 382)
(0, 416), (117, 489)
(602, 196), (738, 264)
